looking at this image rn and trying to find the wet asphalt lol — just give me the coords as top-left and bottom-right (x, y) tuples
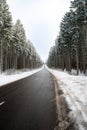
(0, 68), (57, 130)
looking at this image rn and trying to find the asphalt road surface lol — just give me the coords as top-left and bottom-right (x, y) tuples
(0, 68), (57, 130)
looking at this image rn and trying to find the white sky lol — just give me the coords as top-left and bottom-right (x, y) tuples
(7, 0), (71, 62)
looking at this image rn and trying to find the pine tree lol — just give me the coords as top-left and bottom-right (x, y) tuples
(12, 19), (26, 69)
(0, 0), (12, 73)
(47, 0), (87, 74)
(71, 0), (87, 73)
(0, 1), (42, 72)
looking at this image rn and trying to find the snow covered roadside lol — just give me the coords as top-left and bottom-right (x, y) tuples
(0, 67), (43, 87)
(47, 67), (87, 130)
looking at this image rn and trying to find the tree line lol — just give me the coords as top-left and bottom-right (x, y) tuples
(0, 0), (42, 73)
(47, 0), (87, 75)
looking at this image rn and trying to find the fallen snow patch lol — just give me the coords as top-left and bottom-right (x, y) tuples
(0, 67), (43, 87)
(47, 67), (87, 130)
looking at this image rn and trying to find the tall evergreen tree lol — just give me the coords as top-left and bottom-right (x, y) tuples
(71, 0), (87, 73)
(12, 19), (26, 69)
(47, 0), (87, 74)
(0, 0), (12, 73)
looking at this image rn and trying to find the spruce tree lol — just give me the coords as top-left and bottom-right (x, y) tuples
(0, 0), (12, 73)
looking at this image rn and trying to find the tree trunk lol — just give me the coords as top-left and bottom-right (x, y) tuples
(67, 49), (71, 73)
(61, 54), (64, 70)
(76, 44), (79, 75)
(0, 40), (3, 73)
(23, 53), (25, 68)
(14, 49), (17, 69)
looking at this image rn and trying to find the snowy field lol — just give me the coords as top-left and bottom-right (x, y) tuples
(0, 67), (43, 87)
(47, 67), (87, 130)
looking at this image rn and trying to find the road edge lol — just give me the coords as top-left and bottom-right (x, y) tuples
(48, 69), (76, 130)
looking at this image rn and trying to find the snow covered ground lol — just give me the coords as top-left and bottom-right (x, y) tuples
(1, 66), (87, 129)
(47, 67), (87, 130)
(0, 67), (43, 87)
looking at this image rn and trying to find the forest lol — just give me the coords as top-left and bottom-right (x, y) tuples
(47, 0), (87, 75)
(0, 0), (42, 73)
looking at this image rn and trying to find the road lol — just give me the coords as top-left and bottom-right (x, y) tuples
(0, 68), (57, 130)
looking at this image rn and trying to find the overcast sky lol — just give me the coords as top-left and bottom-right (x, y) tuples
(7, 0), (71, 62)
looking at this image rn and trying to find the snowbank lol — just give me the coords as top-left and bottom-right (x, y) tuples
(47, 67), (87, 130)
(0, 67), (43, 87)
